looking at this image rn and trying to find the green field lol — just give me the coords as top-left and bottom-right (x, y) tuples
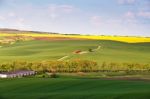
(0, 38), (150, 99)
(0, 77), (150, 99)
(0, 40), (150, 64)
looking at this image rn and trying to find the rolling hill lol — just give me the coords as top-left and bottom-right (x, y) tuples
(0, 29), (150, 99)
(0, 40), (150, 64)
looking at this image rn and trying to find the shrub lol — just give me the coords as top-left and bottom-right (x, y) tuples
(50, 73), (58, 78)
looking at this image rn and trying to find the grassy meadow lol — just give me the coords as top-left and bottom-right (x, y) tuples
(0, 77), (150, 99)
(0, 40), (149, 64)
(0, 31), (150, 99)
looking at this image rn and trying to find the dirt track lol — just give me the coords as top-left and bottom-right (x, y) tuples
(57, 45), (101, 61)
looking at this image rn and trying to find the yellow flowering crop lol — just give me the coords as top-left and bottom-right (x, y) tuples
(0, 33), (150, 43)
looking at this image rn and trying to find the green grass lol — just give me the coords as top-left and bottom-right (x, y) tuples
(0, 78), (150, 99)
(0, 40), (149, 64)
(0, 40), (150, 99)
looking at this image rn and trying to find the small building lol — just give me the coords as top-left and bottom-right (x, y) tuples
(0, 70), (35, 78)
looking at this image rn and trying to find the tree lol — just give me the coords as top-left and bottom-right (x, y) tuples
(88, 48), (93, 52)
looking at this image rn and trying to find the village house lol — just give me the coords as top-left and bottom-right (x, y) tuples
(0, 70), (35, 78)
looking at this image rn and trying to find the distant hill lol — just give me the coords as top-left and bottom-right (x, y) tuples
(0, 28), (20, 32)
(0, 28), (149, 38)
(0, 28), (59, 34)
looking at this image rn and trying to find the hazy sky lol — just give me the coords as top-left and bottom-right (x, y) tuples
(0, 0), (150, 36)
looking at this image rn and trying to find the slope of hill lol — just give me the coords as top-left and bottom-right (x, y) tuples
(0, 40), (149, 64)
(0, 29), (150, 64)
(0, 29), (150, 99)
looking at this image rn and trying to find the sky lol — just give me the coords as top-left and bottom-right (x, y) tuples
(0, 0), (150, 36)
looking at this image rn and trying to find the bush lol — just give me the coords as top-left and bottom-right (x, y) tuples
(88, 48), (93, 52)
(50, 73), (58, 78)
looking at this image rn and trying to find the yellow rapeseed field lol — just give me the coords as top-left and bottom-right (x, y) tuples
(67, 35), (150, 43)
(0, 33), (150, 43)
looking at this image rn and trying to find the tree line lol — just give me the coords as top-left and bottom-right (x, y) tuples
(0, 60), (98, 73)
(99, 62), (150, 72)
(0, 60), (150, 73)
